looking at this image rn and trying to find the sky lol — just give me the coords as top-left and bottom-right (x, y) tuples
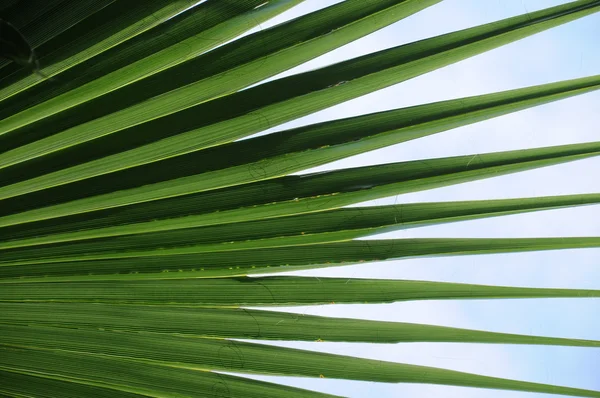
(226, 1), (599, 397)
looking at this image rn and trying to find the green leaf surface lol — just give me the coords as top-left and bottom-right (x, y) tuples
(0, 0), (114, 74)
(2, 276), (598, 304)
(0, 368), (146, 398)
(2, 74), (598, 215)
(0, 1), (598, 396)
(2, 236), (598, 280)
(2, 303), (599, 348)
(0, 347), (335, 398)
(0, 0), (68, 36)
(2, 325), (599, 397)
(0, 17), (38, 73)
(0, 0), (196, 98)
(0, 0), (435, 167)
(0, 0), (596, 186)
(0, 0), (305, 135)
(1, 141), (598, 247)
(2, 193), (599, 265)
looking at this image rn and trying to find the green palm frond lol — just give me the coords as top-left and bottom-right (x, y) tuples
(0, 1), (598, 397)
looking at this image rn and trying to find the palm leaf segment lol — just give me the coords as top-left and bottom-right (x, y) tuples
(0, 1), (599, 396)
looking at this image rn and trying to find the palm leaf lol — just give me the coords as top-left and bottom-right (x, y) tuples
(0, 0), (599, 396)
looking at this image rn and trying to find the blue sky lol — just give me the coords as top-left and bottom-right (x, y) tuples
(230, 1), (600, 396)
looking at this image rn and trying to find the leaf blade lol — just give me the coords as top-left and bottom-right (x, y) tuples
(2, 324), (599, 397)
(1, 141), (598, 246)
(1, 303), (599, 348)
(1, 0), (597, 185)
(1, 73), (598, 215)
(1, 193), (599, 265)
